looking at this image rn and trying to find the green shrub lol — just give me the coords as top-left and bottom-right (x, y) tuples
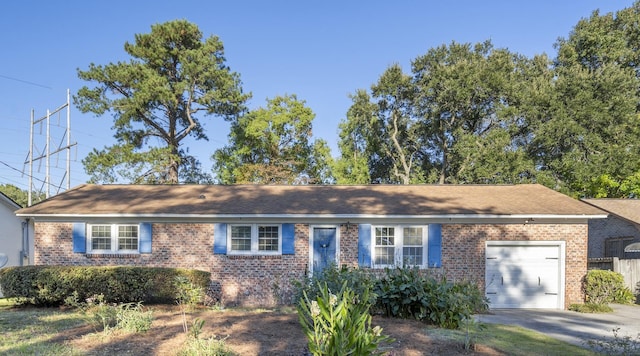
(373, 266), (488, 329)
(569, 303), (613, 313)
(297, 281), (393, 356)
(294, 264), (376, 307)
(584, 270), (634, 305)
(0, 266), (210, 306)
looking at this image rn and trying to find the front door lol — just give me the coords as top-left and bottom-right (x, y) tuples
(312, 227), (337, 275)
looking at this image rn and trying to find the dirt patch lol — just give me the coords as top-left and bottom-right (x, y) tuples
(64, 305), (503, 355)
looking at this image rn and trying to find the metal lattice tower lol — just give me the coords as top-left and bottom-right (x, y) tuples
(23, 89), (77, 206)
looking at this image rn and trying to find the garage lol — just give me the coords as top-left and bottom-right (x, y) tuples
(485, 242), (565, 309)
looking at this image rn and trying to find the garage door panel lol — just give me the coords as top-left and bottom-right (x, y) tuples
(485, 244), (563, 309)
(486, 245), (559, 261)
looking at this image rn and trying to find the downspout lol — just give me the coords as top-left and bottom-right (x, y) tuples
(21, 218), (30, 266)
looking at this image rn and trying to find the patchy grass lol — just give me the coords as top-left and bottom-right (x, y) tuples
(428, 323), (598, 356)
(0, 300), (86, 355)
(0, 299), (599, 356)
(569, 303), (613, 313)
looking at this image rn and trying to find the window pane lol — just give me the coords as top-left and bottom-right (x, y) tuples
(118, 225), (138, 238)
(231, 226), (252, 251)
(91, 225), (111, 250)
(258, 226), (279, 251)
(118, 238), (138, 250)
(117, 225), (139, 251)
(375, 227), (394, 246)
(375, 247), (394, 265)
(92, 238), (111, 250)
(403, 227), (423, 246)
(403, 246), (423, 266)
(91, 225), (111, 238)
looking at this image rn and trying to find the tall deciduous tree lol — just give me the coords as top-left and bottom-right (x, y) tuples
(337, 41), (532, 185)
(213, 95), (332, 184)
(537, 3), (640, 197)
(332, 90), (373, 184)
(413, 41), (532, 184)
(75, 20), (249, 184)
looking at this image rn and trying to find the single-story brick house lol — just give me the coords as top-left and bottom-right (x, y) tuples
(582, 199), (640, 259)
(15, 184), (606, 309)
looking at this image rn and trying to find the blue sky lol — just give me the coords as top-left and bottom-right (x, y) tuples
(0, 0), (632, 195)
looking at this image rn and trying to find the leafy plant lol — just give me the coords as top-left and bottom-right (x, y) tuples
(584, 270), (634, 305)
(297, 281), (393, 355)
(294, 264), (376, 308)
(174, 276), (207, 338)
(586, 327), (640, 355)
(189, 318), (205, 339)
(461, 317), (487, 351)
(115, 302), (153, 333)
(83, 297), (152, 334)
(373, 266), (487, 329)
(0, 266), (210, 306)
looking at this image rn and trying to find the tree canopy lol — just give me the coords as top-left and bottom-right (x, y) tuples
(213, 95), (332, 184)
(75, 20), (249, 184)
(69, 3), (640, 197)
(335, 41), (533, 185)
(335, 2), (640, 198)
(0, 184), (45, 208)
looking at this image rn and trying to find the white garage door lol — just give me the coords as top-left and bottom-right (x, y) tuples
(485, 242), (564, 309)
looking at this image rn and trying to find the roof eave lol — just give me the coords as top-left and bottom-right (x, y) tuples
(17, 213), (608, 222)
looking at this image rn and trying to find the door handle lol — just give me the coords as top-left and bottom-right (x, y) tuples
(538, 277), (540, 286)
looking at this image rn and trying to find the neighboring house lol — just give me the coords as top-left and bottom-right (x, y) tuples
(0, 191), (28, 269)
(582, 199), (640, 259)
(0, 191), (33, 297)
(15, 184), (606, 309)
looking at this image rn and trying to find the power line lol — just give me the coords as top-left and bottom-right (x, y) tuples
(0, 74), (52, 89)
(0, 160), (46, 185)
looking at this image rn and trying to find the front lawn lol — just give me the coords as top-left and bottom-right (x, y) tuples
(0, 298), (598, 355)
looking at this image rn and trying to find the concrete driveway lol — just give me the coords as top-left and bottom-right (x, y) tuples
(476, 304), (640, 349)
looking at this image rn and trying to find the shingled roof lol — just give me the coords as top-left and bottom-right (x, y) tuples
(16, 184), (605, 220)
(582, 199), (640, 224)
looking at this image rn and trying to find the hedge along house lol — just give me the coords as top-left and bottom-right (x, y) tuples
(15, 184), (606, 309)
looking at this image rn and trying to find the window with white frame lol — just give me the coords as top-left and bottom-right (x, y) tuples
(373, 225), (427, 267)
(229, 224), (281, 254)
(88, 224), (139, 253)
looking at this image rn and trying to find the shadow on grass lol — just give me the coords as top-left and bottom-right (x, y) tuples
(0, 305), (87, 355)
(427, 323), (597, 356)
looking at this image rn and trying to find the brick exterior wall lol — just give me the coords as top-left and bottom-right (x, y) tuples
(34, 221), (588, 308)
(588, 216), (640, 258)
(442, 223), (587, 308)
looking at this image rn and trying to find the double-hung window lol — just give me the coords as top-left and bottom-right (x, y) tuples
(88, 224), (139, 253)
(229, 224), (281, 254)
(373, 225), (427, 268)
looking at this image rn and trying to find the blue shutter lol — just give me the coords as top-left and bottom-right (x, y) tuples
(428, 224), (442, 268)
(139, 223), (152, 253)
(213, 223), (227, 254)
(72, 222), (86, 253)
(358, 224), (372, 267)
(282, 223), (295, 254)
